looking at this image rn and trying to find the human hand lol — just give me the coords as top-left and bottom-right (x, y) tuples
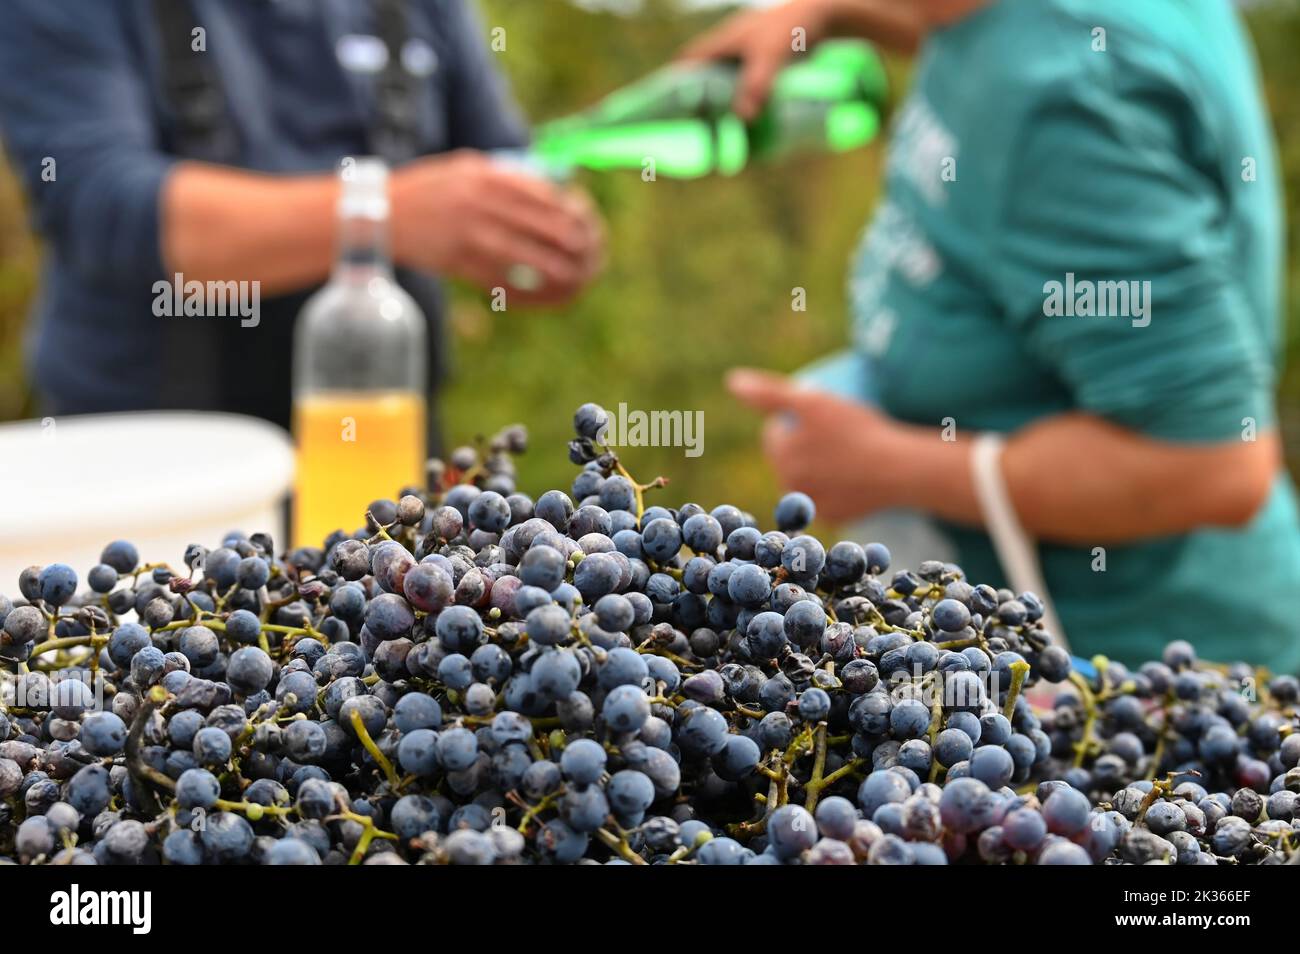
(678, 0), (839, 119)
(727, 366), (906, 523)
(391, 150), (604, 306)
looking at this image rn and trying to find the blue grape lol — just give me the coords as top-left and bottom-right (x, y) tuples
(773, 492), (815, 532)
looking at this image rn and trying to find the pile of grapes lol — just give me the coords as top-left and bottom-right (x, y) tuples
(1, 404), (1297, 865)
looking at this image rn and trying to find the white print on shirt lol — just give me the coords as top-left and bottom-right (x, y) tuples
(886, 96), (958, 208)
(850, 199), (944, 356)
(849, 91), (954, 357)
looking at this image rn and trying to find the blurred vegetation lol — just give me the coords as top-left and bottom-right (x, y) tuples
(438, 0), (891, 513)
(0, 151), (37, 422)
(1, 0), (1297, 520)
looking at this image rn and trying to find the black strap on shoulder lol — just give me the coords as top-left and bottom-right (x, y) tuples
(371, 0), (420, 164)
(152, 0), (232, 409)
(152, 0), (418, 164)
(151, 0), (241, 164)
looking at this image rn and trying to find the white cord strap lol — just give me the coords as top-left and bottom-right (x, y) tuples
(970, 432), (1071, 652)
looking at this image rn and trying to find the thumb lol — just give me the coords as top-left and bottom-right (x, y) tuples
(727, 367), (814, 414)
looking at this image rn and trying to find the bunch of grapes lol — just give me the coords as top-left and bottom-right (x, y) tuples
(0, 403), (1295, 865)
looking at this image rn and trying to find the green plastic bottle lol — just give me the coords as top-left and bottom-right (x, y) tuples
(526, 40), (888, 179)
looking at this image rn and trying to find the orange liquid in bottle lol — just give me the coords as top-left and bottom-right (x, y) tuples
(293, 391), (425, 547)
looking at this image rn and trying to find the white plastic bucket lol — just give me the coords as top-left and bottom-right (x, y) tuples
(0, 412), (295, 594)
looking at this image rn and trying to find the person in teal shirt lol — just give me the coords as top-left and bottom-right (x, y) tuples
(688, 0), (1300, 671)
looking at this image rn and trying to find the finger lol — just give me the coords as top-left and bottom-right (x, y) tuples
(677, 19), (749, 62)
(468, 224), (587, 293)
(733, 45), (786, 120)
(761, 415), (813, 492)
(561, 188), (607, 271)
(482, 191), (593, 261)
(489, 166), (570, 207)
(761, 413), (794, 462)
(578, 213), (607, 279)
(561, 187), (603, 237)
(491, 170), (596, 242)
(457, 256), (583, 307)
(726, 367), (818, 414)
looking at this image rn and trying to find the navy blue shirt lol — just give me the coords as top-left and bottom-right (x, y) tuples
(0, 0), (526, 426)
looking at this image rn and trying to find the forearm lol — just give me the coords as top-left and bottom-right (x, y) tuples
(883, 413), (1278, 545)
(821, 0), (926, 53)
(161, 163), (339, 295)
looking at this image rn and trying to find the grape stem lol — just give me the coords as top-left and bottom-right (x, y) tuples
(668, 828), (713, 862)
(25, 635), (97, 661)
(125, 685), (178, 812)
(214, 799), (294, 821)
(1145, 690), (1176, 781)
(1133, 774), (1176, 828)
(802, 721), (830, 812)
(327, 797), (398, 865)
(595, 827), (647, 865)
(513, 787), (564, 834)
(1068, 669), (1102, 768)
(364, 512), (396, 543)
(926, 674), (947, 783)
(1001, 660), (1031, 720)
(812, 757), (866, 790)
(593, 441), (666, 520)
(348, 708), (400, 789)
(1068, 657), (1134, 769)
(728, 753), (783, 838)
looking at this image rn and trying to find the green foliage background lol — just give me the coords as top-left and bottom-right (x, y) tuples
(437, 0), (891, 515)
(0, 0), (1297, 521)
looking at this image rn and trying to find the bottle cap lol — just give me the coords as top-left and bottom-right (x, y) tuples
(338, 156), (390, 219)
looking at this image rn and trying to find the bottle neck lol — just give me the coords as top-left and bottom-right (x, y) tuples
(333, 212), (393, 282)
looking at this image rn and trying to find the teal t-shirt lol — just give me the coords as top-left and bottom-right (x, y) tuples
(847, 0), (1300, 671)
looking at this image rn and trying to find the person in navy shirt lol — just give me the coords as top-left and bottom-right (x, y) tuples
(0, 0), (603, 438)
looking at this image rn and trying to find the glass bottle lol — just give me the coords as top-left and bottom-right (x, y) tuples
(292, 158), (426, 546)
(527, 40), (888, 179)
